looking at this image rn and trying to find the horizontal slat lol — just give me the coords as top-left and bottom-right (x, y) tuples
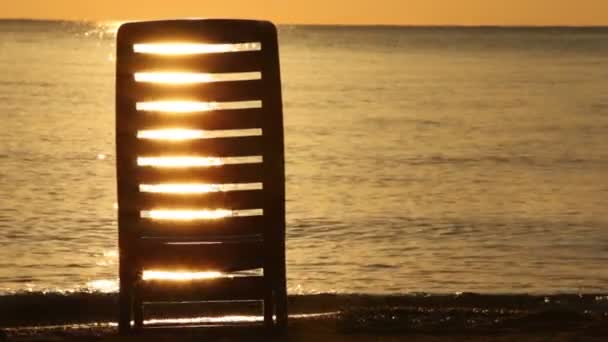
(125, 135), (263, 157)
(136, 163), (263, 184)
(137, 275), (265, 302)
(133, 215), (266, 238)
(136, 239), (264, 272)
(119, 51), (262, 74)
(122, 190), (263, 211)
(118, 109), (264, 134)
(117, 19), (273, 45)
(129, 80), (263, 103)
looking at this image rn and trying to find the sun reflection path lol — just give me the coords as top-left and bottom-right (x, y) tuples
(86, 279), (119, 293)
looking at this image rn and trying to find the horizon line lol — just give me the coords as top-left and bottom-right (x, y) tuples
(0, 18), (607, 29)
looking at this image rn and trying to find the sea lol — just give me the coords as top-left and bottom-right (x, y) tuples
(1, 20), (607, 297)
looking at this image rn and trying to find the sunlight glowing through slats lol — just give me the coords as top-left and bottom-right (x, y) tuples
(137, 156), (223, 167)
(135, 72), (213, 84)
(136, 101), (215, 113)
(141, 209), (233, 220)
(142, 270), (224, 281)
(137, 129), (206, 140)
(134, 72), (261, 84)
(139, 183), (262, 194)
(140, 209), (263, 220)
(133, 42), (261, 55)
(139, 183), (220, 194)
(137, 128), (262, 141)
(136, 100), (262, 112)
(137, 156), (262, 168)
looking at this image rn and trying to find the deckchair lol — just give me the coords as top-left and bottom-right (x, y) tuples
(115, 19), (287, 333)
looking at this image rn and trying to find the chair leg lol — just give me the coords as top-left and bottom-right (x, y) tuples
(118, 280), (132, 334)
(275, 260), (288, 330)
(275, 287), (288, 330)
(263, 289), (275, 329)
(133, 291), (144, 330)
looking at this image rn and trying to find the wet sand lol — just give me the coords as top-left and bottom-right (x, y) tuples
(3, 313), (607, 342)
(2, 293), (607, 341)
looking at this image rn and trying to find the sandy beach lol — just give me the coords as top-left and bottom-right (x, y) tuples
(2, 293), (607, 341)
(3, 319), (607, 342)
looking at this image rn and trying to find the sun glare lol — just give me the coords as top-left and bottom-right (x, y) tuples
(137, 129), (206, 140)
(137, 128), (262, 141)
(141, 209), (233, 220)
(136, 100), (262, 112)
(139, 183), (262, 194)
(133, 42), (261, 55)
(142, 270), (224, 281)
(139, 183), (221, 194)
(139, 183), (263, 194)
(104, 21), (126, 36)
(136, 101), (216, 113)
(137, 156), (223, 167)
(134, 72), (261, 84)
(135, 72), (214, 84)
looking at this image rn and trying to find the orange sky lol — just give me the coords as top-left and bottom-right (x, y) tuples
(1, 0), (607, 26)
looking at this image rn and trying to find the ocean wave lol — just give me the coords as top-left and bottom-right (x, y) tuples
(1, 292), (607, 328)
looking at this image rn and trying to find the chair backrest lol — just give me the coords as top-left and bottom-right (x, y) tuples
(116, 18), (284, 260)
(115, 20), (286, 330)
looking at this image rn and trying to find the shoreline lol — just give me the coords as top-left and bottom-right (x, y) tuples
(2, 293), (607, 340)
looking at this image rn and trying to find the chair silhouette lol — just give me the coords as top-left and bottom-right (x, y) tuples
(115, 19), (287, 333)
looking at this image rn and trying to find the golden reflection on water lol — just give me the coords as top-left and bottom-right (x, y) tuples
(137, 129), (206, 140)
(137, 156), (223, 167)
(133, 42), (262, 55)
(141, 209), (233, 220)
(142, 270), (224, 281)
(86, 279), (119, 293)
(101, 21), (125, 36)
